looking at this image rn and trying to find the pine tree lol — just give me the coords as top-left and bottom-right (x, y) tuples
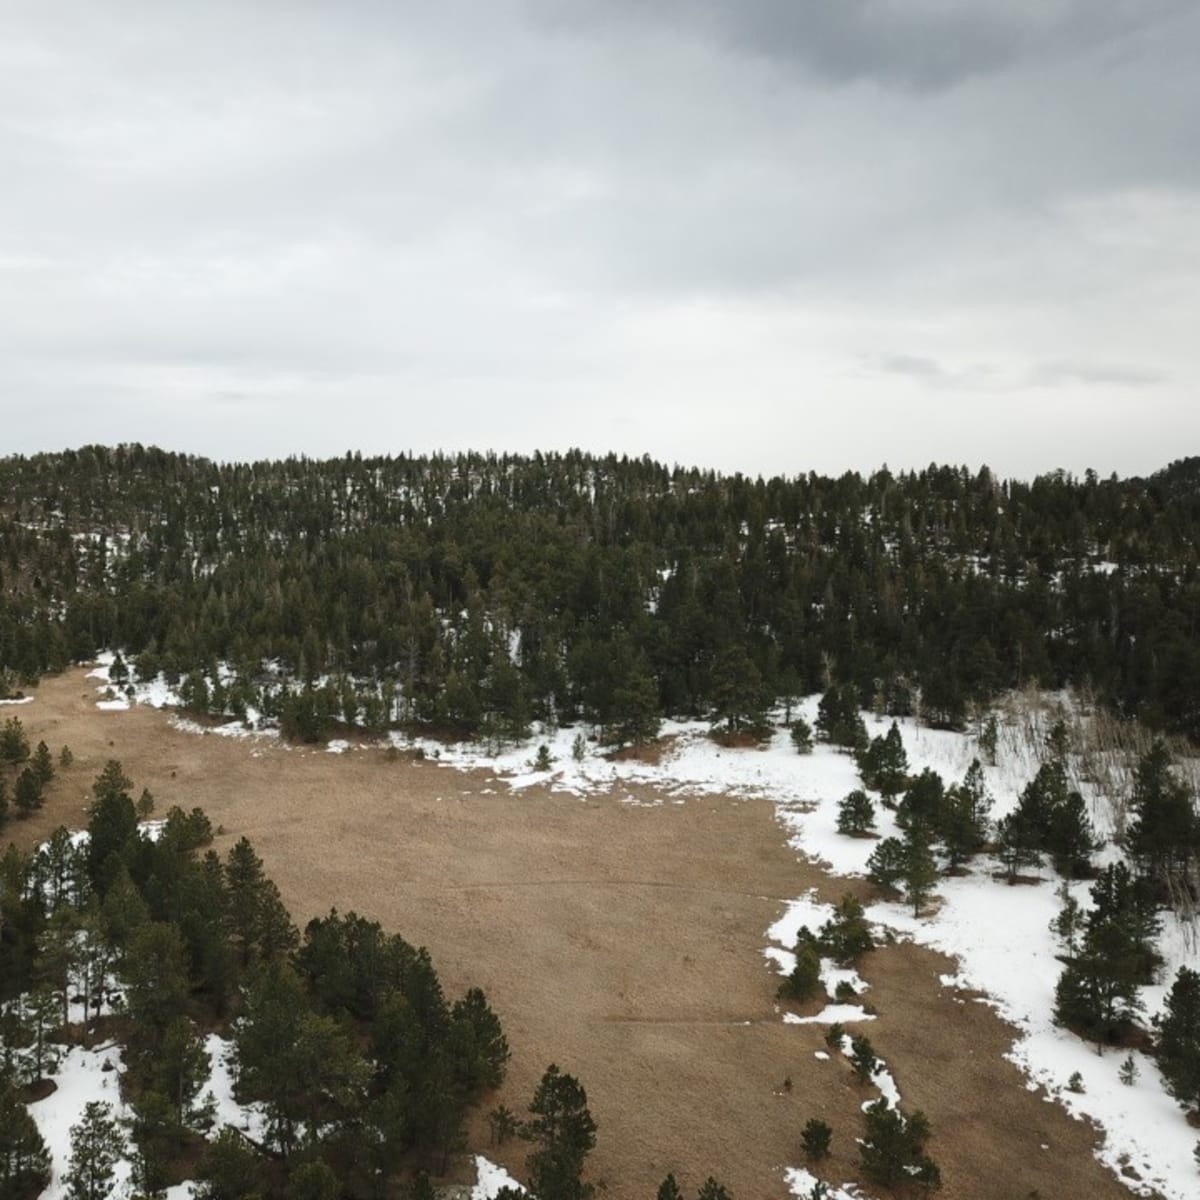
(524, 1064), (598, 1200)
(940, 760), (991, 867)
(1049, 883), (1085, 957)
(902, 830), (940, 917)
(0, 1080), (52, 1200)
(837, 790), (875, 836)
(450, 986), (511, 1092)
(849, 1035), (878, 1084)
(31, 741), (54, 788)
(696, 1179), (731, 1200)
(790, 717), (814, 755)
(866, 838), (907, 893)
(995, 808), (1042, 883)
(1156, 966), (1200, 1114)
(657, 1174), (684, 1200)
(817, 895), (874, 965)
(64, 1101), (126, 1200)
(14, 768), (43, 817)
(800, 1117), (832, 1161)
(778, 941), (822, 1003)
(896, 769), (945, 836)
(0, 717), (29, 765)
(859, 722), (908, 800)
(1125, 740), (1198, 903)
(859, 1101), (940, 1191)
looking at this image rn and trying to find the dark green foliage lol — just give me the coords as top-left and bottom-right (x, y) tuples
(0, 717), (29, 765)
(1053, 863), (1159, 1048)
(195, 1127), (263, 1200)
(288, 1159), (340, 1200)
(866, 838), (907, 892)
(65, 1101), (126, 1200)
(896, 769), (945, 836)
(817, 895), (874, 965)
(801, 1117), (832, 1161)
(1125, 740), (1199, 903)
(31, 741), (54, 788)
(709, 645), (770, 738)
(1156, 966), (1200, 1114)
(859, 1100), (940, 1191)
(450, 987), (511, 1092)
(858, 722), (908, 799)
(995, 808), (1043, 883)
(696, 1179), (732, 1200)
(657, 1173), (684, 1200)
(868, 828), (939, 914)
(817, 687), (868, 754)
(836, 790), (875, 836)
(6, 448), (1200, 742)
(523, 1064), (598, 1200)
(849, 1035), (878, 1083)
(13, 768), (42, 816)
(778, 941), (823, 1003)
(790, 718), (814, 755)
(940, 760), (991, 867)
(0, 1080), (52, 1200)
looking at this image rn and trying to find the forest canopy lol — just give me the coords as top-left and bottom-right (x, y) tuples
(1, 446), (1199, 741)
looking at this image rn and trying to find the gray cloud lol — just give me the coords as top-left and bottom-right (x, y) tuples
(1, 0), (1198, 478)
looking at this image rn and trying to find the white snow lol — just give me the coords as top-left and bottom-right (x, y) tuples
(0, 695), (34, 705)
(785, 1165), (867, 1199)
(375, 697), (1200, 1200)
(27, 1044), (131, 1200)
(98, 666), (1200, 1198)
(203, 1034), (269, 1143)
(472, 1154), (525, 1199)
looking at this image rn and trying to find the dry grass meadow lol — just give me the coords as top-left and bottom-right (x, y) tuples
(4, 668), (1142, 1200)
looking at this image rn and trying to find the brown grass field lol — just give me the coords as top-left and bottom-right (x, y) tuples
(4, 669), (1144, 1200)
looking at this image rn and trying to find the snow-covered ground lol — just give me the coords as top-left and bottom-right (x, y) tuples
(379, 698), (1199, 1200)
(68, 660), (1200, 1197)
(472, 1155), (525, 1199)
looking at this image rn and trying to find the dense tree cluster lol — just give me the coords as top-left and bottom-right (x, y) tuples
(3, 446), (1200, 740)
(0, 761), (510, 1199)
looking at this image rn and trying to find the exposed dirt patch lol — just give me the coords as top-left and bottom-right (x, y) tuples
(6, 669), (1137, 1200)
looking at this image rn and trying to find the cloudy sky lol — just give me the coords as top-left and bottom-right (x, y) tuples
(3, 0), (1198, 478)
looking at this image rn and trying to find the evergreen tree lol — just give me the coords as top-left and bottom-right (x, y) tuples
(1156, 966), (1200, 1114)
(1049, 883), (1085, 957)
(800, 1117), (832, 1161)
(195, 1127), (262, 1200)
(837, 790), (875, 836)
(902, 830), (940, 917)
(849, 1034), (878, 1084)
(940, 760), (991, 867)
(709, 645), (769, 739)
(859, 1101), (940, 1191)
(14, 769), (43, 817)
(64, 1101), (126, 1200)
(0, 717), (29, 765)
(896, 769), (945, 836)
(1125, 740), (1198, 904)
(859, 722), (908, 800)
(778, 941), (822, 1003)
(995, 809), (1042, 883)
(817, 895), (874, 965)
(790, 717), (814, 755)
(657, 1174), (684, 1200)
(866, 838), (907, 893)
(696, 1179), (731, 1200)
(31, 740), (54, 788)
(0, 1080), (52, 1200)
(523, 1064), (598, 1200)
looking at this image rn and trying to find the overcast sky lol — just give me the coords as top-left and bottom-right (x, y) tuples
(3, 1), (1198, 479)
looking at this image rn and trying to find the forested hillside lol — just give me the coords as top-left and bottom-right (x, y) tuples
(2, 446), (1199, 741)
